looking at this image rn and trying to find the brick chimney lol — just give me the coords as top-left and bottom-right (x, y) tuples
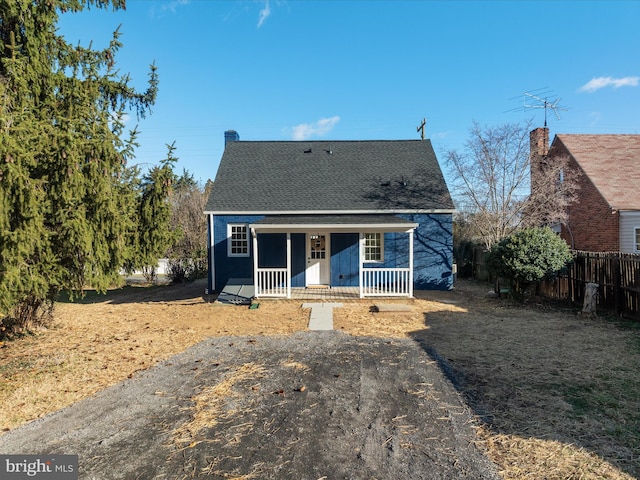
(530, 127), (549, 158)
(530, 127), (550, 201)
(224, 130), (240, 147)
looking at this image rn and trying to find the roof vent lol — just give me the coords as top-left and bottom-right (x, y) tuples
(304, 148), (312, 153)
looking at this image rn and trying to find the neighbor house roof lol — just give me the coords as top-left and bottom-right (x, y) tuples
(554, 134), (640, 210)
(204, 140), (454, 214)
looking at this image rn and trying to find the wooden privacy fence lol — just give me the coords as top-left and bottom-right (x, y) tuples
(538, 251), (640, 321)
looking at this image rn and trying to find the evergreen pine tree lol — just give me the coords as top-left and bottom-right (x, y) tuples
(134, 143), (178, 282)
(0, 0), (158, 328)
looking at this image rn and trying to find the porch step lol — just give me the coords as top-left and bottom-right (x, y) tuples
(302, 302), (342, 331)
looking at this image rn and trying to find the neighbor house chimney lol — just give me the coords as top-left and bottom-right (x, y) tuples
(530, 127), (549, 158)
(529, 127), (550, 202)
(224, 130), (240, 147)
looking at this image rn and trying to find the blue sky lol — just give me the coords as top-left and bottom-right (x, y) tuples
(58, 0), (640, 185)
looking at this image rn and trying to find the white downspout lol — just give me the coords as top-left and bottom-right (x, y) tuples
(286, 232), (292, 299)
(409, 228), (414, 298)
(251, 228), (258, 295)
(208, 214), (215, 293)
(359, 232), (364, 298)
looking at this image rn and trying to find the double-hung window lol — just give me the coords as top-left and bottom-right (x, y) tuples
(364, 232), (383, 262)
(228, 224), (249, 257)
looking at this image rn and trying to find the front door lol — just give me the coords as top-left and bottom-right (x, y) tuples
(306, 233), (330, 285)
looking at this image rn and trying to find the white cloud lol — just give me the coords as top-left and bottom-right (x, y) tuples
(257, 0), (271, 27)
(148, 0), (188, 18)
(291, 116), (340, 141)
(162, 0), (189, 13)
(579, 76), (639, 93)
(109, 111), (130, 124)
(432, 131), (450, 140)
(588, 111), (602, 126)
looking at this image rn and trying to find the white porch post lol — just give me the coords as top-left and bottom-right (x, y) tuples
(286, 232), (292, 299)
(409, 228), (414, 297)
(359, 232), (364, 298)
(251, 228), (258, 295)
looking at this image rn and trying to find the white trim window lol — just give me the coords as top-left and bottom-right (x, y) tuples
(635, 227), (640, 253)
(364, 232), (384, 262)
(228, 224), (249, 257)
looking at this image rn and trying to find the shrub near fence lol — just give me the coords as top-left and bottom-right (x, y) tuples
(538, 251), (640, 321)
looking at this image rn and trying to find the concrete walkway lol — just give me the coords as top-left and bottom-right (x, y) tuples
(302, 303), (343, 330)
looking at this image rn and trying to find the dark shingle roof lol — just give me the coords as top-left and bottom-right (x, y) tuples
(555, 134), (640, 210)
(205, 140), (454, 213)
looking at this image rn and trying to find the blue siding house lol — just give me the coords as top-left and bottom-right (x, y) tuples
(204, 131), (455, 298)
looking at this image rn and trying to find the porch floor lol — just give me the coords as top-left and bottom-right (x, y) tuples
(257, 287), (411, 301)
(290, 287), (360, 300)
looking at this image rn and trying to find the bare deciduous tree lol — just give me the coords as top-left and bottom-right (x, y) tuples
(445, 120), (579, 250)
(166, 171), (210, 282)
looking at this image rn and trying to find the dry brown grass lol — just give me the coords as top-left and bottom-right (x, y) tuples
(407, 282), (640, 480)
(478, 428), (636, 480)
(1, 278), (639, 479)
(0, 280), (306, 432)
(171, 362), (267, 448)
(333, 298), (466, 337)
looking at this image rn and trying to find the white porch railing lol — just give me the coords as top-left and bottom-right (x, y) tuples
(256, 267), (289, 297)
(361, 267), (412, 297)
(256, 267), (412, 298)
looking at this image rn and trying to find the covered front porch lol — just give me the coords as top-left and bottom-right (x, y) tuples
(249, 215), (417, 299)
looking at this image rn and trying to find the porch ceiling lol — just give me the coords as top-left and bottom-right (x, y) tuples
(249, 214), (417, 233)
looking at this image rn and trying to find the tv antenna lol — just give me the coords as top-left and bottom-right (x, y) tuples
(416, 117), (427, 140)
(508, 88), (568, 126)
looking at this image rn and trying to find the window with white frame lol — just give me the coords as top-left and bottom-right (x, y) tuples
(228, 224), (249, 257)
(635, 227), (640, 252)
(364, 232), (383, 262)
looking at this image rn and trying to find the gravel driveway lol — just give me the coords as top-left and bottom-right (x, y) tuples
(0, 331), (499, 479)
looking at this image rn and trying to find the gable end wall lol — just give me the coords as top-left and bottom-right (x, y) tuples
(557, 144), (620, 251)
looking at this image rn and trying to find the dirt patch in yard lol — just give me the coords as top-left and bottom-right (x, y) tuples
(1, 333), (501, 479)
(1, 278), (639, 479)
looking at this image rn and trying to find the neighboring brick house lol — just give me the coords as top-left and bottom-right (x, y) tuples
(530, 128), (640, 252)
(204, 131), (455, 298)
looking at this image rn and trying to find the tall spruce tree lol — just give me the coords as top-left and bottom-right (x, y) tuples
(134, 143), (178, 282)
(0, 0), (158, 326)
